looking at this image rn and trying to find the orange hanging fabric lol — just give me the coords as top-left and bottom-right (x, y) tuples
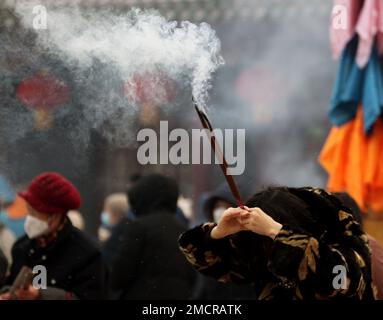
(319, 106), (383, 215)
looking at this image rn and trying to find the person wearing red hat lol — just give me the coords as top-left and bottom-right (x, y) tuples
(0, 172), (107, 300)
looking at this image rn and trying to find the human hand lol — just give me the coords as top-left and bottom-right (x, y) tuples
(15, 285), (40, 300)
(240, 206), (283, 239)
(1, 285), (41, 300)
(210, 207), (249, 239)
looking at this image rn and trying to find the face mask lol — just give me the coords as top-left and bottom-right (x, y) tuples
(213, 207), (226, 223)
(101, 211), (111, 226)
(24, 215), (50, 239)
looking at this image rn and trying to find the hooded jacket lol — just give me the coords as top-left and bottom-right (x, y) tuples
(109, 174), (196, 299)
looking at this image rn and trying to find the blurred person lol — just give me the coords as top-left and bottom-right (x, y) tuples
(204, 182), (254, 224)
(177, 195), (193, 221)
(179, 187), (375, 300)
(190, 191), (210, 227)
(0, 172), (107, 300)
(122, 173), (190, 226)
(204, 183), (237, 223)
(175, 205), (190, 228)
(100, 193), (129, 268)
(67, 210), (85, 231)
(99, 193), (128, 233)
(125, 173), (142, 221)
(0, 221), (15, 269)
(110, 174), (196, 299)
(175, 195), (195, 228)
(191, 183), (256, 300)
(334, 192), (383, 300)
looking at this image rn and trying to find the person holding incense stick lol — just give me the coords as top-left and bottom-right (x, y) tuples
(179, 187), (376, 300)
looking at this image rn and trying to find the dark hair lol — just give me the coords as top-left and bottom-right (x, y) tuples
(245, 187), (350, 239)
(233, 187), (321, 272)
(232, 187), (352, 282)
(245, 187), (319, 236)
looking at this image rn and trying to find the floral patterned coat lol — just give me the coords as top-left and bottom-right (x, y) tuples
(178, 188), (376, 300)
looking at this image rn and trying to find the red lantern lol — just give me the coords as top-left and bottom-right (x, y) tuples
(16, 72), (70, 129)
(124, 71), (175, 126)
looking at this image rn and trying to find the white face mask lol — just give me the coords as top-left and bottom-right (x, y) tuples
(24, 215), (50, 239)
(213, 207), (226, 223)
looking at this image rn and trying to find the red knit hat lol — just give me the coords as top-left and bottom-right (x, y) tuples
(19, 172), (81, 214)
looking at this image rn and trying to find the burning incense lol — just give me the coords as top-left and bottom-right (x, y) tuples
(193, 98), (245, 208)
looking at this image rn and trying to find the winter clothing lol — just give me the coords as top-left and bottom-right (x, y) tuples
(101, 216), (130, 269)
(110, 174), (196, 299)
(175, 207), (189, 228)
(179, 188), (375, 300)
(128, 174), (179, 217)
(334, 192), (383, 299)
(19, 172), (81, 215)
(190, 182), (256, 300)
(7, 217), (107, 300)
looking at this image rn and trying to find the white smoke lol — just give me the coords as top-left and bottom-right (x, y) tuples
(14, 3), (224, 120)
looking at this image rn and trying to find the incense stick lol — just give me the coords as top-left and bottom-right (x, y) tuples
(193, 98), (245, 208)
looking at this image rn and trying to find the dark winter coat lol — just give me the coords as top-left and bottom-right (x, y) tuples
(179, 188), (376, 300)
(7, 218), (107, 299)
(109, 174), (196, 299)
(101, 216), (131, 270)
(191, 182), (256, 300)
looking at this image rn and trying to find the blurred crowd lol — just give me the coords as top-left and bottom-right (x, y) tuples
(0, 172), (382, 300)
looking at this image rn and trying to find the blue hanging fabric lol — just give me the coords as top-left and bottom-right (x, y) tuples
(329, 35), (383, 133)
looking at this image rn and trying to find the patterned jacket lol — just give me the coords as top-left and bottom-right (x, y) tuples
(178, 188), (376, 300)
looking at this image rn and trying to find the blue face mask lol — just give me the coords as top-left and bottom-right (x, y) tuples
(101, 212), (111, 226)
